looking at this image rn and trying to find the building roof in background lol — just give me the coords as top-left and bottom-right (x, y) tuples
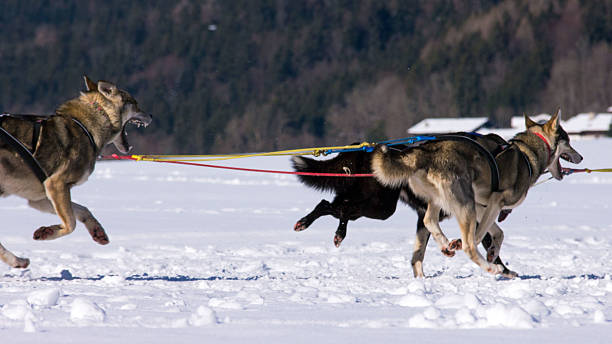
(562, 113), (612, 133)
(407, 117), (489, 134)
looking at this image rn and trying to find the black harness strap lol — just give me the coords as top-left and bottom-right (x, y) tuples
(71, 118), (98, 153)
(0, 114), (48, 183)
(0, 114), (98, 184)
(508, 139), (533, 179)
(437, 134), (501, 192)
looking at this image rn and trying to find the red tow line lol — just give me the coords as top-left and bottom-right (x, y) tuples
(102, 154), (375, 177)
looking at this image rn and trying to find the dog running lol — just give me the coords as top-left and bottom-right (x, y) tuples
(292, 133), (516, 277)
(371, 111), (583, 277)
(0, 76), (152, 268)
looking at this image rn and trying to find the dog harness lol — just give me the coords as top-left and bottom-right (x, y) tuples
(391, 133), (503, 192)
(0, 113), (97, 183)
(508, 134), (549, 181)
(436, 134), (502, 192)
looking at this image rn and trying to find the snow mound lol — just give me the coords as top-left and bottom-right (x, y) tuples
(483, 303), (535, 329)
(27, 288), (60, 307)
(70, 298), (106, 324)
(189, 306), (218, 326)
(396, 293), (432, 307)
(1, 300), (31, 320)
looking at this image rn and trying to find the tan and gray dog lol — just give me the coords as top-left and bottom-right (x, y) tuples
(372, 110), (583, 278)
(0, 76), (152, 268)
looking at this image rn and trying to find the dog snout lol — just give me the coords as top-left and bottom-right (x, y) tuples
(571, 152), (583, 164)
(561, 150), (583, 164)
(132, 112), (153, 127)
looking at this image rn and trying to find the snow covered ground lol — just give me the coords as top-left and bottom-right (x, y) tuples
(1, 138), (611, 343)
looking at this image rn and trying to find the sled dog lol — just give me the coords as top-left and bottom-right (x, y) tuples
(0, 76), (152, 268)
(292, 133), (514, 277)
(371, 111), (582, 277)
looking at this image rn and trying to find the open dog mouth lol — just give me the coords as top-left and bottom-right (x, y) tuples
(122, 113), (152, 142)
(114, 113), (152, 154)
(127, 112), (152, 129)
(129, 118), (147, 128)
(554, 153), (572, 177)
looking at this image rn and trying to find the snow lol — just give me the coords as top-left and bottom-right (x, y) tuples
(69, 298), (106, 323)
(1, 138), (612, 343)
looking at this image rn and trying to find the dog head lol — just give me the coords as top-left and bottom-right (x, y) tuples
(525, 109), (583, 180)
(83, 75), (153, 153)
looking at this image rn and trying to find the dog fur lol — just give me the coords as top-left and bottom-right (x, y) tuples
(292, 133), (515, 277)
(0, 76), (152, 268)
(371, 111), (583, 277)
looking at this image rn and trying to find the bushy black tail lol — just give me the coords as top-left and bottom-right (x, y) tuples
(291, 152), (370, 193)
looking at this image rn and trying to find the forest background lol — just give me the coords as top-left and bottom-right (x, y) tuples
(1, 0), (610, 154)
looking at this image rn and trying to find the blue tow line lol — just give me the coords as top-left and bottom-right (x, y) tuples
(322, 135), (438, 155)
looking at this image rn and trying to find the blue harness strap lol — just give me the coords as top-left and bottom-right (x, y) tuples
(323, 135), (437, 155)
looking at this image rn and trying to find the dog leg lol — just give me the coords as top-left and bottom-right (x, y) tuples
(423, 204), (454, 257)
(294, 200), (333, 232)
(28, 199), (109, 244)
(484, 223), (517, 279)
(411, 212), (430, 278)
(474, 193), (503, 245)
(72, 202), (109, 244)
(484, 223), (503, 263)
(0, 242), (30, 268)
(333, 219), (348, 247)
(31, 178), (77, 240)
(457, 213), (503, 275)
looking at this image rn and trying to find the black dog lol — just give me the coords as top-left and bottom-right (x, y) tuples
(292, 133), (514, 277)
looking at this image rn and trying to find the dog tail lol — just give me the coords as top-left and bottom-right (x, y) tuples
(291, 155), (357, 192)
(371, 145), (416, 188)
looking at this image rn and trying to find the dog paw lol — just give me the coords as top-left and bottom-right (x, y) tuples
(333, 234), (344, 248)
(441, 247), (456, 257)
(448, 239), (462, 251)
(89, 226), (109, 245)
(412, 262), (425, 278)
(501, 270), (519, 279)
(33, 225), (61, 240)
(294, 220), (308, 232)
(11, 257), (30, 269)
(486, 263), (504, 275)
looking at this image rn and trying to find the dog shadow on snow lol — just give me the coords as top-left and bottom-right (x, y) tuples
(518, 273), (607, 281)
(125, 273), (263, 282)
(3, 269), (265, 282)
(5, 269), (606, 282)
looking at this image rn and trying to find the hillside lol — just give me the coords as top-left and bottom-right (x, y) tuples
(0, 0), (610, 154)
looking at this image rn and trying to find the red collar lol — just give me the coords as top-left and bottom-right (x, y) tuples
(533, 132), (552, 161)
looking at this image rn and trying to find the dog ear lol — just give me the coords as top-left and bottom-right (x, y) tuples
(544, 109), (561, 132)
(97, 81), (118, 100)
(524, 113), (538, 129)
(83, 75), (97, 92)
